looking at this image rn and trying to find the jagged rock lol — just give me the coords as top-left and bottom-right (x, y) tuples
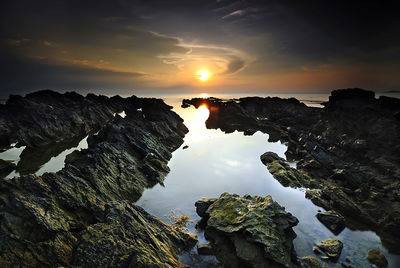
(260, 152), (314, 188)
(316, 210), (345, 235)
(195, 198), (216, 218)
(316, 239), (343, 261)
(184, 89), (400, 250)
(0, 90), (125, 149)
(366, 249), (388, 267)
(196, 193), (299, 268)
(197, 244), (214, 255)
(0, 93), (195, 267)
(299, 256), (322, 268)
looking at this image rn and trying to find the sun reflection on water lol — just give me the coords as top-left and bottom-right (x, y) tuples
(196, 105), (210, 122)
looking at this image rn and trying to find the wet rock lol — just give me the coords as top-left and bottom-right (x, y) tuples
(0, 90), (125, 149)
(0, 159), (15, 176)
(299, 256), (322, 268)
(0, 93), (195, 267)
(341, 262), (354, 268)
(316, 239), (343, 261)
(196, 193), (299, 268)
(184, 89), (400, 249)
(197, 244), (214, 255)
(316, 210), (345, 235)
(260, 152), (313, 188)
(195, 198), (216, 218)
(366, 249), (388, 267)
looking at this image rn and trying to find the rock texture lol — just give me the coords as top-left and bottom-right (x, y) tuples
(195, 193), (299, 268)
(366, 249), (388, 267)
(315, 239), (343, 261)
(0, 91), (196, 267)
(184, 88), (400, 251)
(316, 210), (345, 235)
(0, 90), (126, 176)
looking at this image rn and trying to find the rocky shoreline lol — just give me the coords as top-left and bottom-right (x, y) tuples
(183, 89), (400, 258)
(1, 88), (398, 267)
(0, 90), (196, 267)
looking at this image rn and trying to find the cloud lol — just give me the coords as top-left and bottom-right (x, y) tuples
(221, 7), (259, 20)
(157, 42), (250, 77)
(223, 56), (246, 74)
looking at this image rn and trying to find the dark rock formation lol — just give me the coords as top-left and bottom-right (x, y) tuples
(0, 90), (125, 149)
(299, 256), (322, 268)
(0, 159), (15, 177)
(366, 249), (388, 267)
(183, 88), (400, 251)
(0, 90), (128, 177)
(315, 239), (343, 261)
(0, 91), (195, 267)
(316, 210), (345, 235)
(195, 193), (299, 268)
(197, 244), (213, 255)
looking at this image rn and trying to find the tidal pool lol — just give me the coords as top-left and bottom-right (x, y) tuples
(136, 97), (400, 267)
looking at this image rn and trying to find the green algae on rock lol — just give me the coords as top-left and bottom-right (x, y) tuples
(195, 192), (299, 268)
(0, 92), (195, 267)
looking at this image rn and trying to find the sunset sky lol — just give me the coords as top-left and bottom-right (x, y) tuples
(1, 0), (399, 97)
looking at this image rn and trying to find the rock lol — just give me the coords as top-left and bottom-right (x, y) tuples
(260, 152), (314, 188)
(196, 193), (299, 268)
(0, 93), (195, 267)
(300, 256), (322, 268)
(0, 159), (15, 177)
(326, 88), (375, 106)
(197, 244), (214, 255)
(312, 246), (325, 256)
(366, 249), (388, 267)
(243, 129), (256, 135)
(316, 239), (343, 261)
(316, 210), (345, 235)
(184, 89), (400, 250)
(0, 90), (125, 149)
(195, 198), (216, 218)
(341, 262), (354, 268)
(183, 145), (189, 149)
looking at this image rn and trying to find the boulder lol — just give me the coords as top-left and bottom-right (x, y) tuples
(195, 198), (216, 218)
(197, 244), (214, 255)
(299, 256), (322, 268)
(316, 210), (345, 235)
(366, 249), (388, 267)
(196, 193), (299, 268)
(315, 239), (343, 261)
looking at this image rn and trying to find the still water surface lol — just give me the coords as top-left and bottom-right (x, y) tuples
(137, 96), (400, 267)
(1, 93), (399, 267)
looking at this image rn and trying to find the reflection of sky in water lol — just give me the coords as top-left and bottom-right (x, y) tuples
(137, 97), (400, 267)
(0, 146), (26, 164)
(35, 136), (88, 176)
(2, 136), (88, 178)
(0, 93), (399, 266)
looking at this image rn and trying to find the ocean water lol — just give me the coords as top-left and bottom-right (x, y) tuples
(136, 95), (400, 267)
(1, 92), (400, 267)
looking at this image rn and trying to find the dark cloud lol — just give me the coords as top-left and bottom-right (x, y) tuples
(223, 56), (246, 74)
(1, 0), (399, 94)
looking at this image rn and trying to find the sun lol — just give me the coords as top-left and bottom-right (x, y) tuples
(200, 93), (208, 98)
(197, 70), (211, 82)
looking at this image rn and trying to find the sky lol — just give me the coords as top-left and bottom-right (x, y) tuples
(1, 0), (400, 97)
